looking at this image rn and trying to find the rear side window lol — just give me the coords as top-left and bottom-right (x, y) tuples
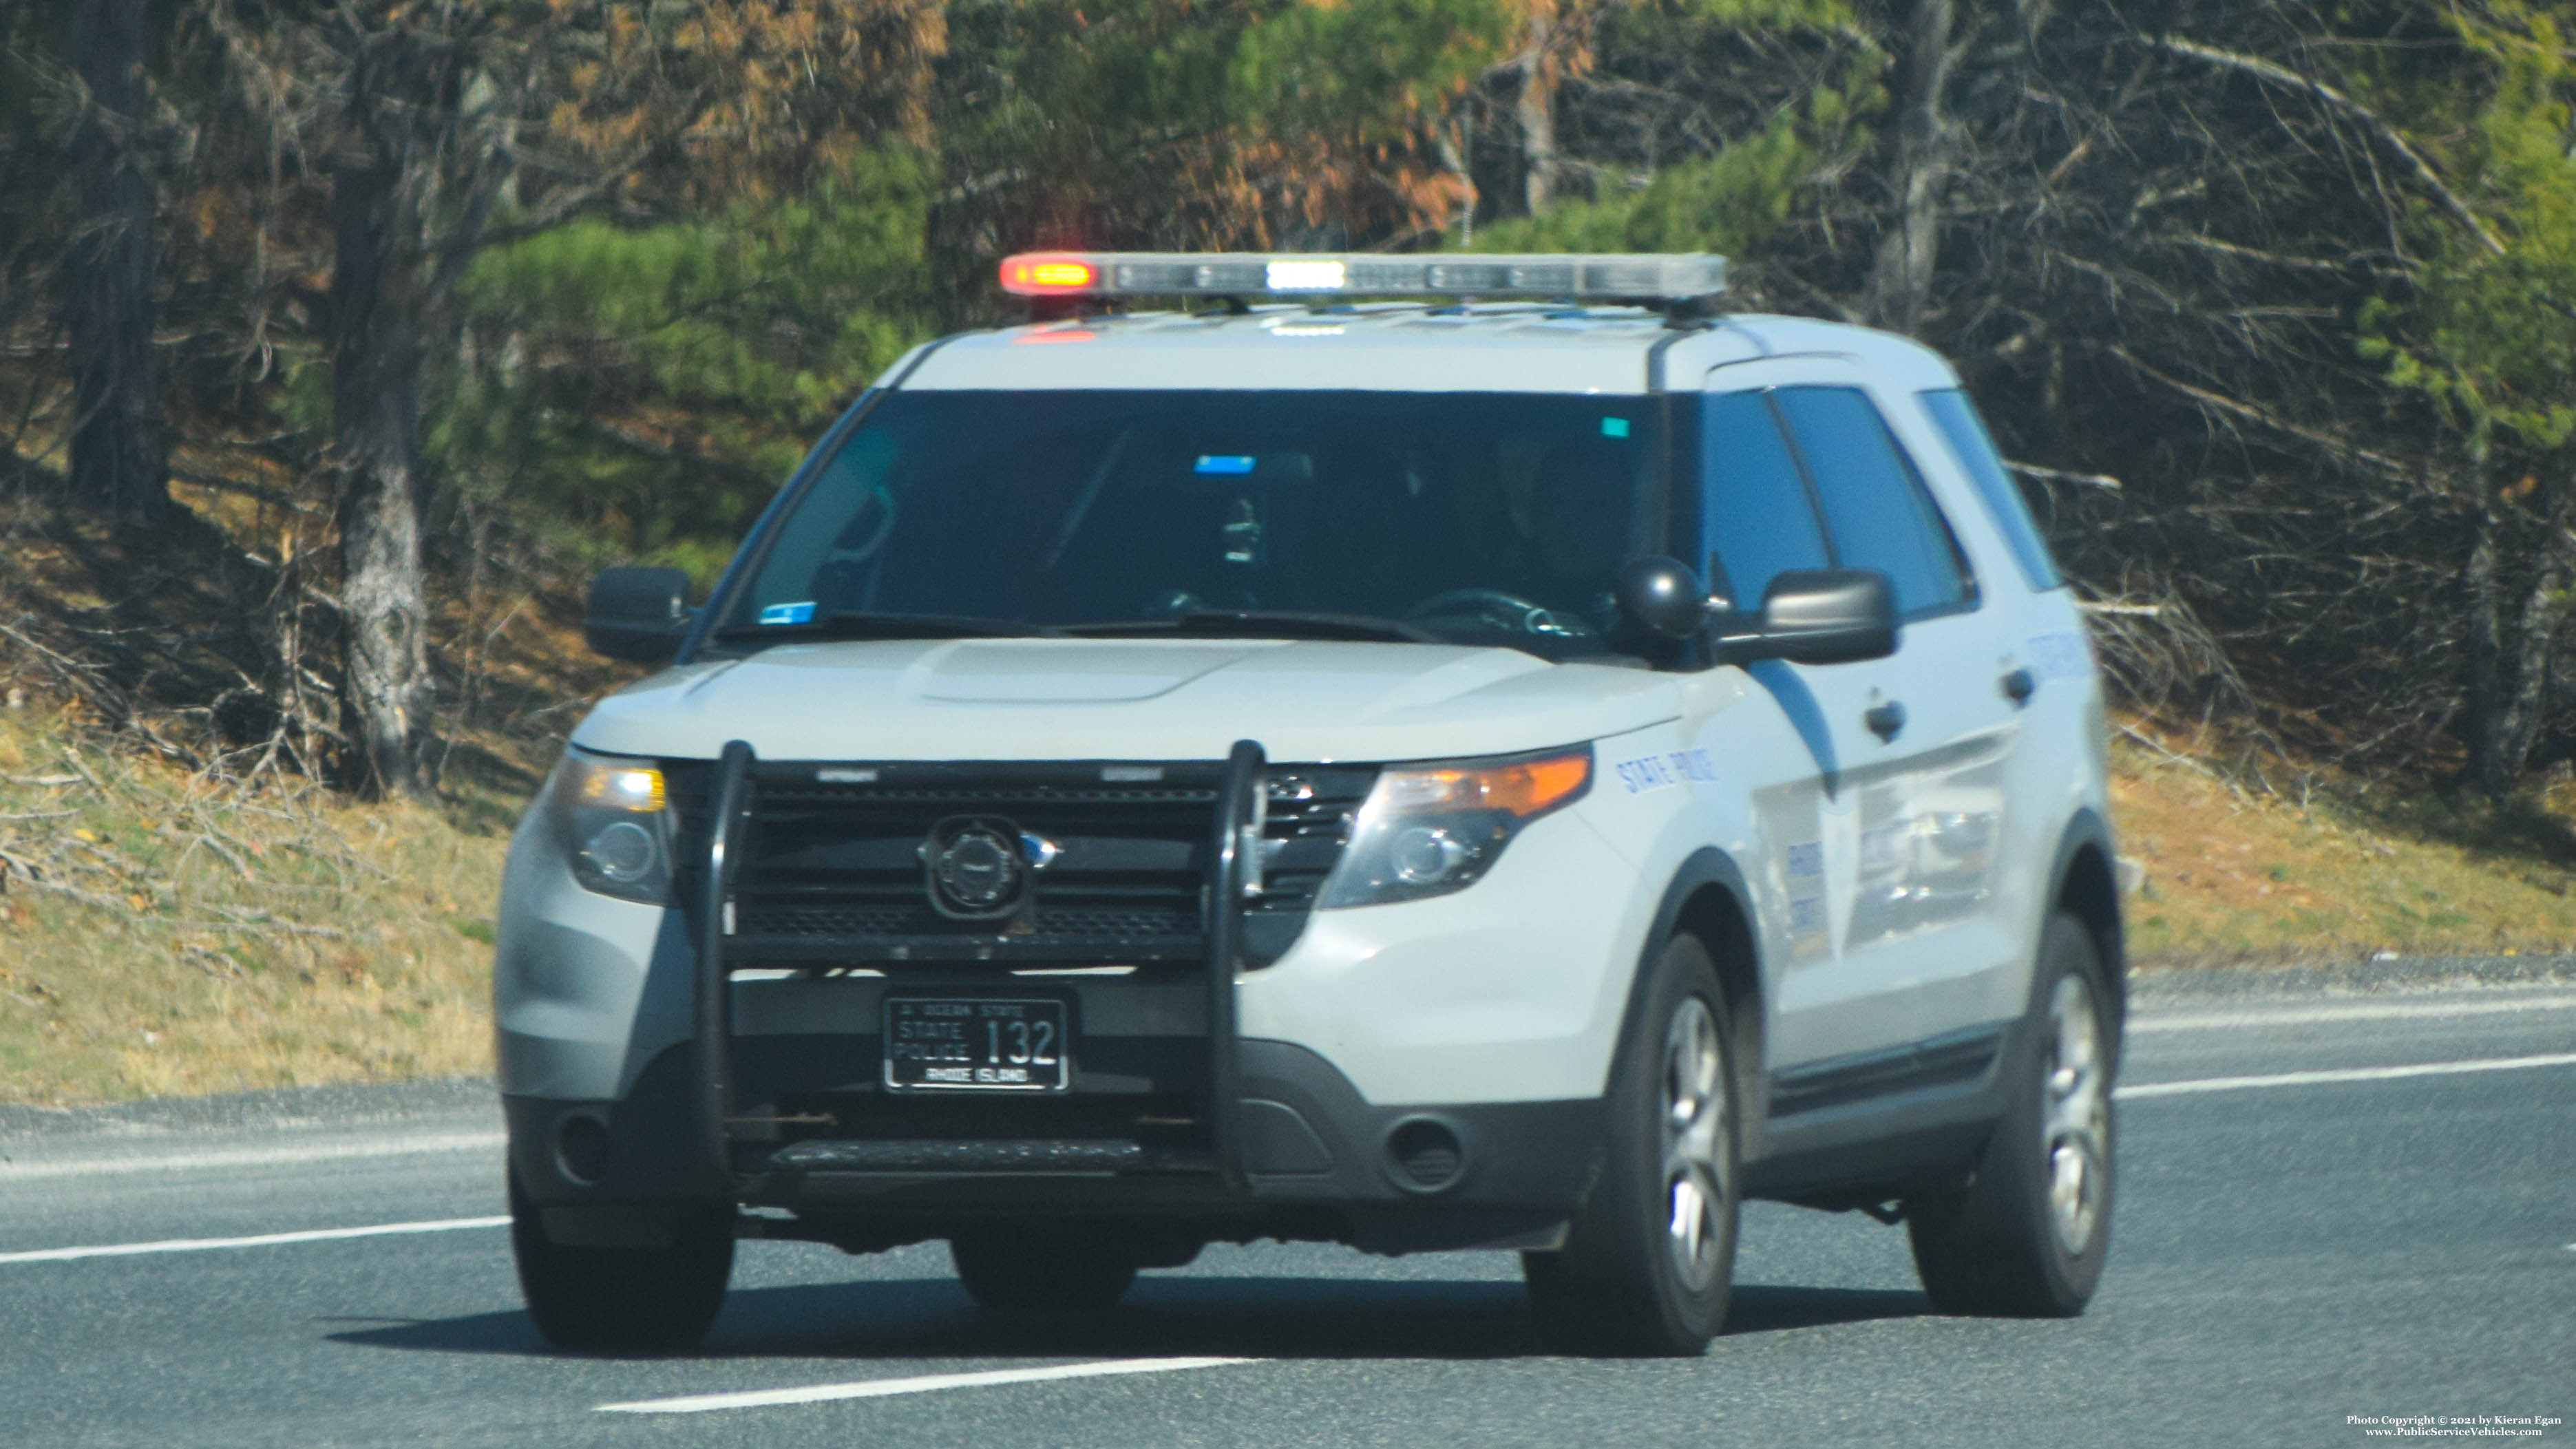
(1919, 389), (2063, 591)
(1771, 387), (1970, 618)
(1702, 391), (1832, 608)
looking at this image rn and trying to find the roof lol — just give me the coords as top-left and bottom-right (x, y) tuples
(890, 305), (1961, 396)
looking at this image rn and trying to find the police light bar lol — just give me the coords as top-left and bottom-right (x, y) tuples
(998, 251), (1727, 304)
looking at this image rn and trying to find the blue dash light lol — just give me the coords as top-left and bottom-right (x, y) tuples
(1194, 456), (1258, 476)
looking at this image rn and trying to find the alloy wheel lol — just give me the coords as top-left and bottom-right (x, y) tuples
(2040, 973), (2109, 1257)
(1660, 997), (1730, 1290)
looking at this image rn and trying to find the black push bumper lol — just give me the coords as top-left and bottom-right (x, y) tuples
(508, 738), (1609, 1255)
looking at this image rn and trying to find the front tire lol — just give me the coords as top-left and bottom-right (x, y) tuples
(509, 1172), (734, 1353)
(1523, 933), (1740, 1357)
(1908, 912), (2117, 1316)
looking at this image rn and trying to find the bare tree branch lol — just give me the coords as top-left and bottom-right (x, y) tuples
(2147, 34), (2506, 257)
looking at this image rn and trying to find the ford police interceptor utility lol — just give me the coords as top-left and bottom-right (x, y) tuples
(495, 250), (2124, 1357)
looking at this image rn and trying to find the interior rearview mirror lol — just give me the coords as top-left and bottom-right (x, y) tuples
(584, 567), (694, 664)
(1726, 569), (1899, 666)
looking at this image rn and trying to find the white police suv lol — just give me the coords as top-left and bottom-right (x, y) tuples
(496, 251), (2124, 1357)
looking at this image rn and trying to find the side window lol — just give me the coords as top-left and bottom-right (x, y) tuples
(1919, 388), (2064, 591)
(1702, 390), (1832, 608)
(1771, 386), (1970, 618)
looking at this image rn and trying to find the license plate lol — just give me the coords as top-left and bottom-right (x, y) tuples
(883, 997), (1070, 1092)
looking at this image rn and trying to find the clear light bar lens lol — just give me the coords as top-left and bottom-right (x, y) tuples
(996, 251), (1726, 302)
(1265, 259), (1347, 291)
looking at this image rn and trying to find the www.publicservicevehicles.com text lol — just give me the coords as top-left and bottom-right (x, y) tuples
(2350, 1415), (2561, 1438)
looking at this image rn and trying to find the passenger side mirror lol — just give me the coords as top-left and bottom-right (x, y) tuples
(584, 567), (694, 664)
(1724, 569), (1899, 666)
(1614, 556), (1712, 642)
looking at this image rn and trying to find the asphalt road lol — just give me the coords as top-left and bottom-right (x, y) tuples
(3, 973), (2570, 1449)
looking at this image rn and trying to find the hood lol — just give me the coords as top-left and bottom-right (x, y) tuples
(572, 637), (1682, 764)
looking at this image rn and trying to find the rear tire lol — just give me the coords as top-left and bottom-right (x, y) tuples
(509, 1172), (734, 1352)
(950, 1226), (1139, 1311)
(1523, 933), (1740, 1357)
(1908, 912), (2117, 1317)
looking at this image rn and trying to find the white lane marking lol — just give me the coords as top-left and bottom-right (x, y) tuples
(2118, 1051), (2576, 1099)
(0, 1215), (508, 1265)
(596, 1357), (1261, 1415)
(0, 1130), (504, 1181)
(2133, 994), (2576, 1033)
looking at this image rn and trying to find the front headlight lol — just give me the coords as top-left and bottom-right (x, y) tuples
(549, 749), (675, 904)
(1319, 745), (1592, 908)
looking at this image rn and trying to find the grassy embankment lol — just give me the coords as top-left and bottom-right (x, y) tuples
(6, 708), (2576, 1106)
(2109, 719), (2576, 964)
(0, 708), (516, 1106)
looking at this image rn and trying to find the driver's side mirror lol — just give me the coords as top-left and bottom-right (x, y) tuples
(1727, 569), (1899, 666)
(584, 567), (694, 664)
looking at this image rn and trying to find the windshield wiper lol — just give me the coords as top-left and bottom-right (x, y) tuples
(1061, 611), (1443, 644)
(713, 611), (1057, 643)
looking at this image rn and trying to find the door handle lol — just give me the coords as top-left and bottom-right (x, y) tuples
(1864, 700), (1907, 741)
(2000, 667), (2036, 706)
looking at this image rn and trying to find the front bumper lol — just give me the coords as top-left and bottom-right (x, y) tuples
(503, 738), (1612, 1255)
(507, 1035), (1606, 1254)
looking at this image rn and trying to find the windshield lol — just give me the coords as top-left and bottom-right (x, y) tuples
(719, 390), (1671, 659)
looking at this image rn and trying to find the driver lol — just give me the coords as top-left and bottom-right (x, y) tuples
(1522, 437), (1633, 624)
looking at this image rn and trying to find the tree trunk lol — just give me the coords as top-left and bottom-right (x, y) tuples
(2466, 515), (2568, 797)
(1437, 118), (1478, 243)
(2496, 564), (2566, 789)
(1866, 0), (1959, 334)
(328, 138), (434, 798)
(1514, 10), (1559, 216)
(60, 0), (166, 520)
(2467, 516), (2505, 792)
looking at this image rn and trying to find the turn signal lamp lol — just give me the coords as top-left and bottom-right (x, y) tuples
(1320, 747), (1595, 909)
(573, 760), (666, 812)
(554, 751), (674, 904)
(1377, 751), (1592, 820)
(996, 251), (1727, 304)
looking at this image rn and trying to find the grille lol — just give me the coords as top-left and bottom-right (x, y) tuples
(738, 905), (1201, 940)
(675, 759), (1373, 967)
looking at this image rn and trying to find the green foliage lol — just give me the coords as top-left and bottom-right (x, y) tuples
(436, 149), (936, 578)
(1227, 0), (1515, 141)
(1661, 0), (1853, 23)
(2357, 1), (2576, 458)
(432, 0), (1538, 578)
(938, 0), (1513, 251)
(1461, 72), (1867, 258)
(1464, 111), (1806, 255)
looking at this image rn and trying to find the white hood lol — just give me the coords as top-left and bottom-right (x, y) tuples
(571, 638), (1682, 764)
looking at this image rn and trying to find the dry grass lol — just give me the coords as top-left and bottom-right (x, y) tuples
(2115, 720), (2576, 964)
(0, 708), (514, 1106)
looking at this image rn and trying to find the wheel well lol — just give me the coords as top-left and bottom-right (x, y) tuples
(2056, 840), (2126, 1024)
(1673, 885), (1765, 1093)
